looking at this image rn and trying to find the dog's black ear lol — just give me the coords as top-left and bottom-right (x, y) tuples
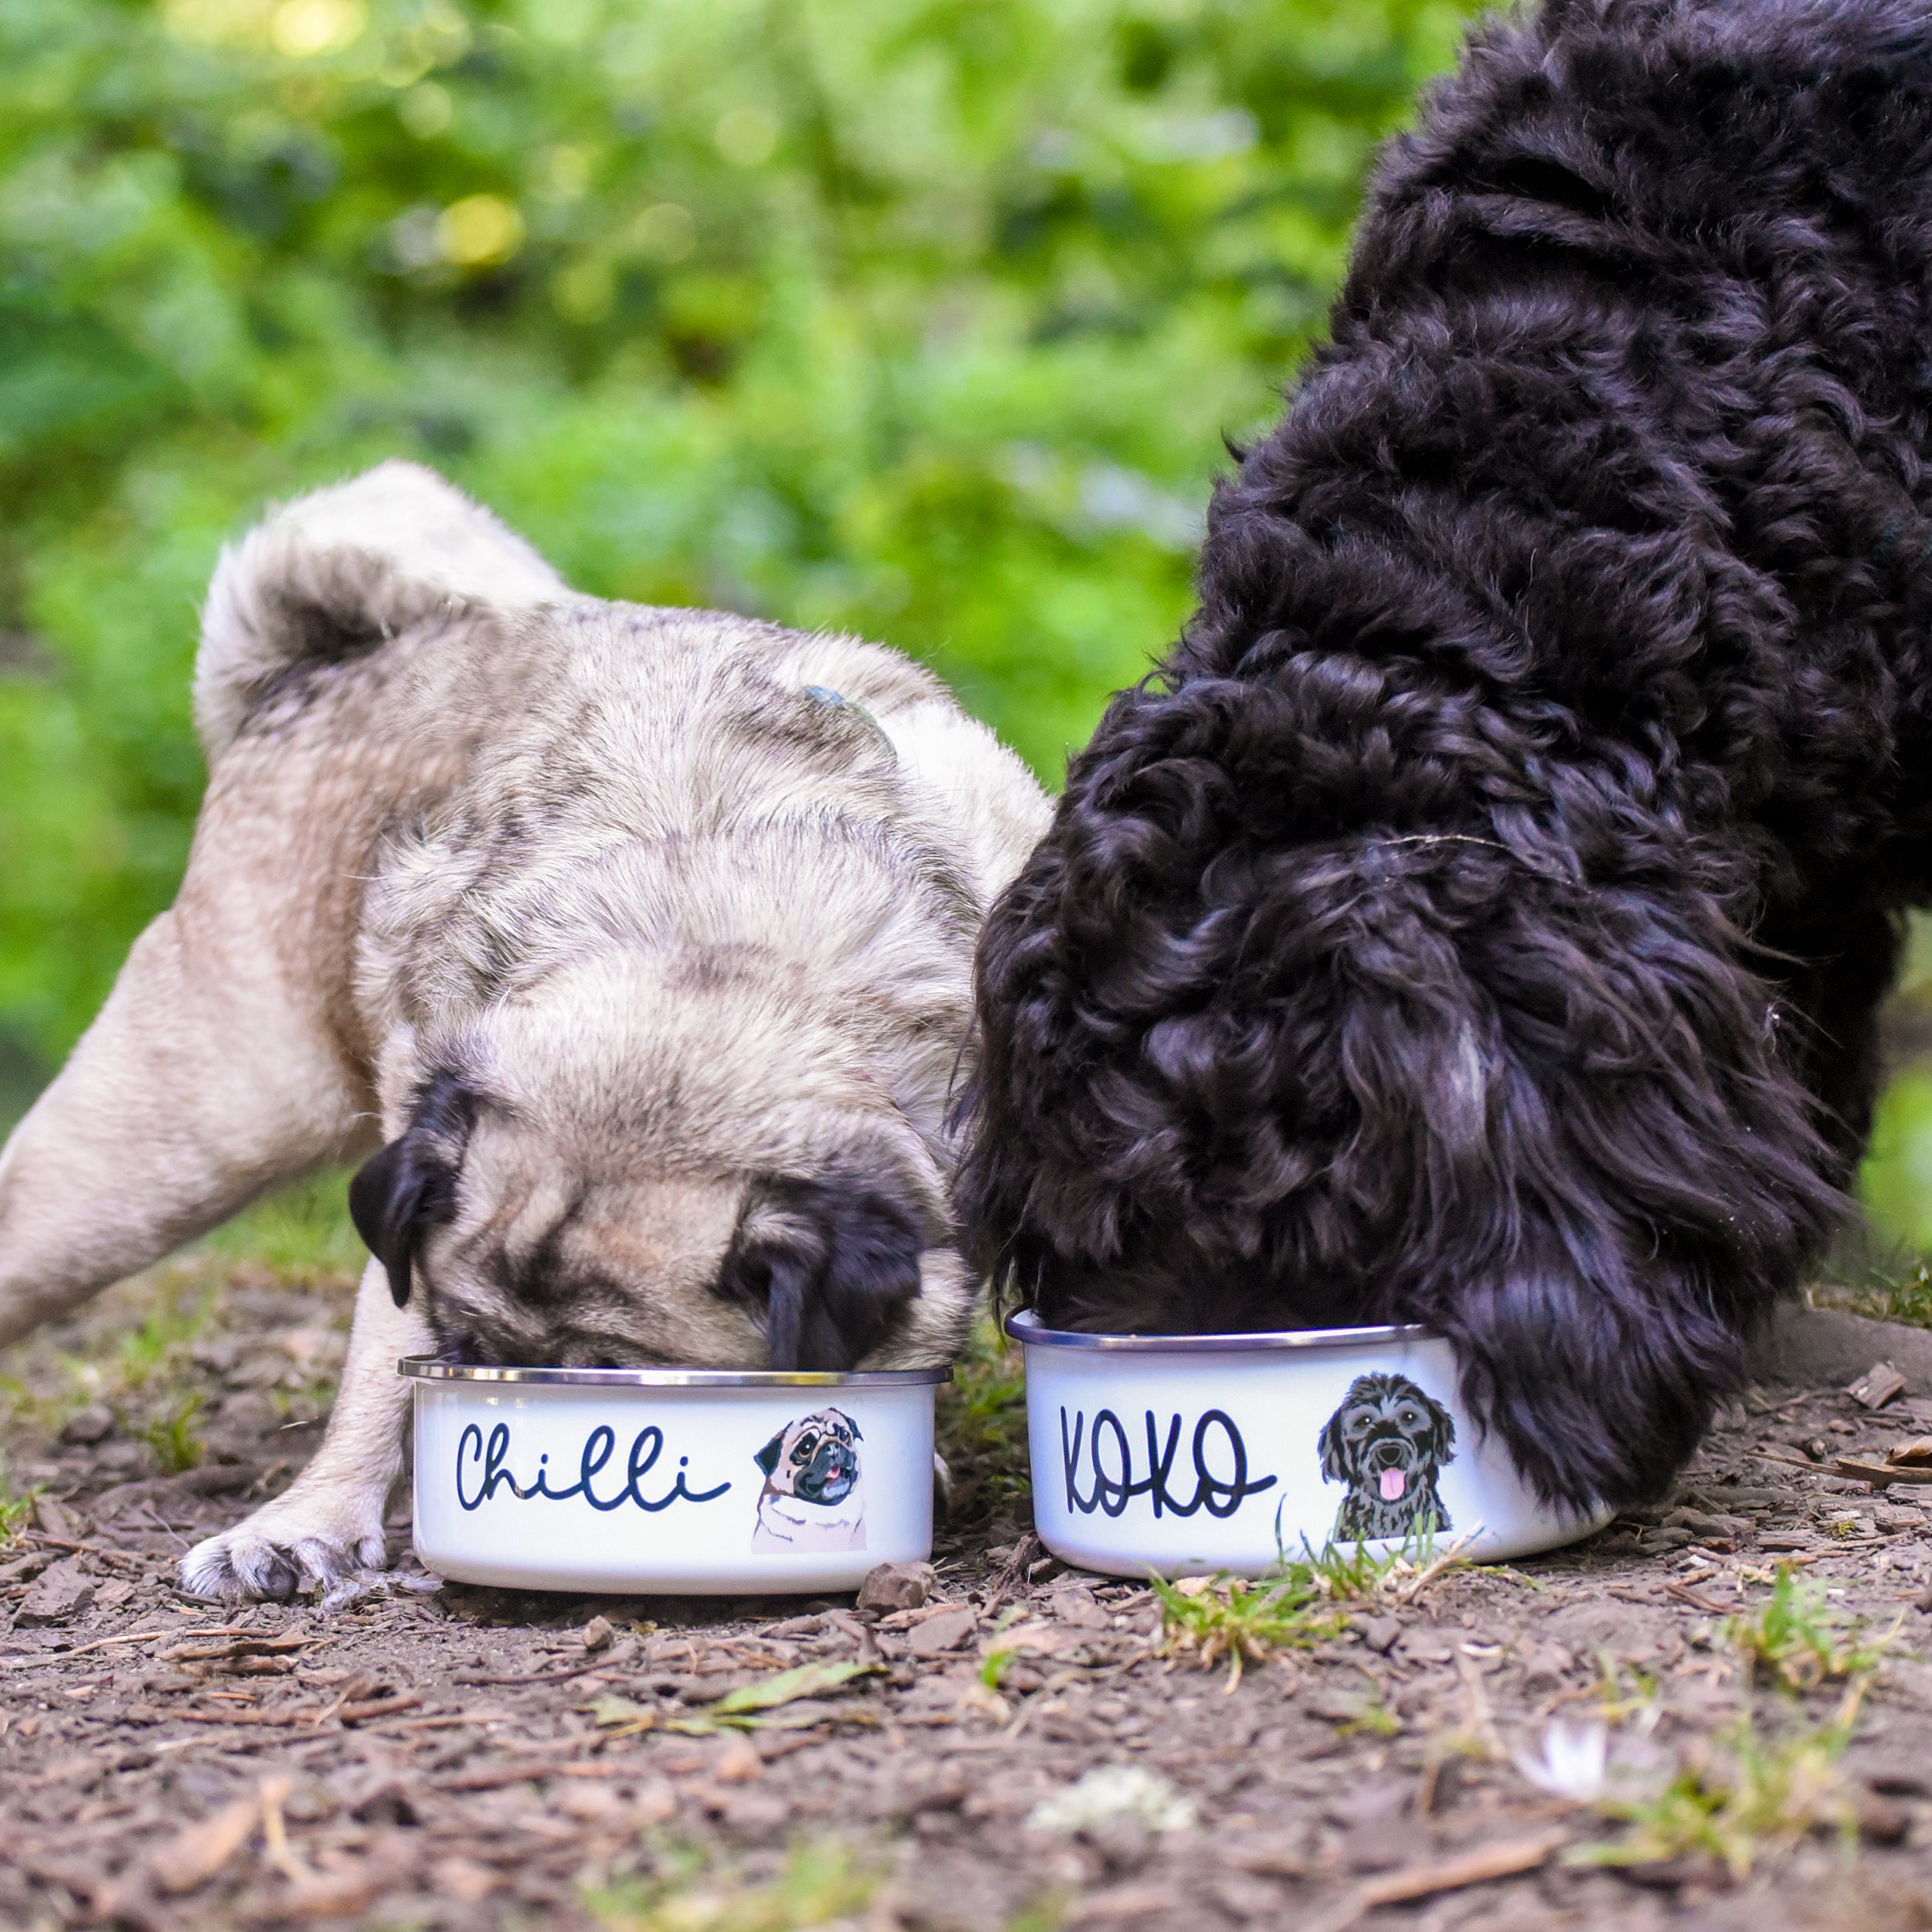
(717, 1176), (926, 1371)
(753, 1430), (786, 1477)
(1317, 1407), (1350, 1485)
(348, 1073), (477, 1309)
(1420, 1389), (1457, 1462)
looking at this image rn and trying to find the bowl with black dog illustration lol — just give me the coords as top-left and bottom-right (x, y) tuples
(400, 1358), (947, 1594)
(1005, 1314), (1610, 1578)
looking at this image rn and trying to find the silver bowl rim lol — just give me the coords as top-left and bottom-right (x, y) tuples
(397, 1355), (950, 1389)
(1002, 1309), (1432, 1353)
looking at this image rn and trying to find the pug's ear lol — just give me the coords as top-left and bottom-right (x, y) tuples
(717, 1176), (925, 1371)
(753, 1430), (786, 1477)
(349, 1073), (478, 1308)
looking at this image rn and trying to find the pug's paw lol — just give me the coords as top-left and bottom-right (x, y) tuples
(179, 1489), (389, 1604)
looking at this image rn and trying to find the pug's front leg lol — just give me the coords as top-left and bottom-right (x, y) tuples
(182, 1261), (428, 1601)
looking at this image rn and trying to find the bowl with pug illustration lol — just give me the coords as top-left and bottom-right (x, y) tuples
(400, 1359), (947, 1594)
(1005, 1314), (1611, 1580)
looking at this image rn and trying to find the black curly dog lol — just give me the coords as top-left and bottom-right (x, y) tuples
(961, 0), (1932, 1512)
(1319, 1373), (1458, 1543)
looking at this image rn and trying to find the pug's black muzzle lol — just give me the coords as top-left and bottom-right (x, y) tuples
(796, 1442), (856, 1506)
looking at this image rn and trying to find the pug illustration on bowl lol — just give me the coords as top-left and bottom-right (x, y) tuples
(1318, 1372), (1456, 1542)
(750, 1408), (866, 1552)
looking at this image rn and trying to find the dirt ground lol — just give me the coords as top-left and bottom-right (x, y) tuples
(10, 1260), (1932, 1931)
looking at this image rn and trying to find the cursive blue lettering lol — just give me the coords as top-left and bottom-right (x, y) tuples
(1058, 1406), (1276, 1519)
(454, 1420), (730, 1514)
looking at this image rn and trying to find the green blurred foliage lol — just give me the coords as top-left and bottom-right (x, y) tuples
(1855, 912), (1932, 1257)
(0, 0), (1472, 1078)
(5, 0), (1929, 1267)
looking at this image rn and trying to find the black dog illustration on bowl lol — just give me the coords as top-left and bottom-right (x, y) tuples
(750, 1407), (866, 1552)
(1318, 1372), (1456, 1542)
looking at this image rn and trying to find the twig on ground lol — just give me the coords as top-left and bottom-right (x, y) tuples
(1301, 1831), (1569, 1932)
(56, 1626), (249, 1660)
(256, 1774), (308, 1885)
(451, 1658), (614, 1686)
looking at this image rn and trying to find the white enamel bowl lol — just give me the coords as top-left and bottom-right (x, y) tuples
(1007, 1313), (1611, 1579)
(401, 1358), (947, 1594)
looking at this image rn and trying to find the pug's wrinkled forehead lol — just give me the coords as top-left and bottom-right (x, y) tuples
(348, 1037), (961, 1373)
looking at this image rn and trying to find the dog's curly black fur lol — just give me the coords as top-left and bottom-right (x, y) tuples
(960, 0), (1932, 1512)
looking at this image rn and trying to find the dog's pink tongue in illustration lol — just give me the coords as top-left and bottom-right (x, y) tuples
(1379, 1469), (1405, 1502)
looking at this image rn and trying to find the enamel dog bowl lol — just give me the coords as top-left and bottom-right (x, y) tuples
(400, 1358), (947, 1594)
(1006, 1313), (1610, 1578)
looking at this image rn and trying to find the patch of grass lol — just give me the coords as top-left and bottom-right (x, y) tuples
(114, 1275), (216, 1391)
(199, 1169), (366, 1286)
(1578, 1694), (1863, 1881)
(0, 1456), (39, 1545)
(935, 1318), (1029, 1527)
(1153, 1570), (1349, 1689)
(0, 1369), (70, 1437)
(1722, 1566), (1895, 1692)
(586, 1839), (876, 1932)
(1154, 1521), (1472, 1689)
(1811, 1226), (1932, 1329)
(1299, 1524), (1471, 1607)
(137, 1393), (205, 1475)
(979, 1647), (1016, 1692)
(1338, 1697), (1402, 1738)
(1589, 1649), (1662, 1726)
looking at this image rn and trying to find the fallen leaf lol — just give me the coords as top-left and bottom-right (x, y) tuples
(706, 1658), (882, 1718)
(589, 1692), (656, 1737)
(590, 1658), (882, 1738)
(983, 1621), (1077, 1659)
(907, 1606), (978, 1657)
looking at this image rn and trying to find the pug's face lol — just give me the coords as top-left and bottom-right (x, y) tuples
(755, 1408), (862, 1506)
(347, 982), (966, 1372)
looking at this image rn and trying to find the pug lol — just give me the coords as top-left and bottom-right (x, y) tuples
(750, 1407), (865, 1551)
(0, 461), (1049, 1601)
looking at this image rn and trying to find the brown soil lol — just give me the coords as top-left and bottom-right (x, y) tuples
(8, 1266), (1932, 1930)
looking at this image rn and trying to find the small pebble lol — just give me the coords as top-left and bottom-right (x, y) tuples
(856, 1561), (934, 1614)
(580, 1616), (615, 1653)
(1356, 1614), (1401, 1655)
(714, 1736), (764, 1783)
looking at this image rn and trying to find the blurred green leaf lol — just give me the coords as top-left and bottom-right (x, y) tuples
(0, 0), (1473, 1076)
(707, 1658), (879, 1716)
(590, 1659), (883, 1736)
